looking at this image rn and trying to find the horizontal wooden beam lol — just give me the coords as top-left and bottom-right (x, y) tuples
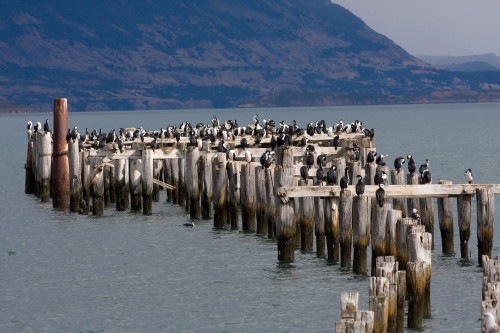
(278, 184), (500, 199)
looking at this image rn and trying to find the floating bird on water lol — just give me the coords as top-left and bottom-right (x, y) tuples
(326, 165), (338, 185)
(484, 312), (500, 333)
(394, 156), (405, 172)
(355, 175), (365, 196)
(183, 222), (195, 228)
(464, 168), (473, 184)
(375, 183), (385, 207)
(340, 167), (350, 190)
(407, 154), (416, 175)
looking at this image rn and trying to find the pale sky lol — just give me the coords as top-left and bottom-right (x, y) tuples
(331, 1), (500, 56)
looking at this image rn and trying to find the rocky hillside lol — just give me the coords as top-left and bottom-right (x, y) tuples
(1, 0), (500, 112)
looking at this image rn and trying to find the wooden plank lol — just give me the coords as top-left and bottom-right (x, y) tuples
(278, 184), (500, 199)
(152, 178), (176, 190)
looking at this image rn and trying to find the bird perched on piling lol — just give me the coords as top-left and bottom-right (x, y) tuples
(374, 168), (387, 186)
(484, 312), (500, 333)
(340, 167), (349, 190)
(71, 126), (80, 142)
(407, 154), (416, 175)
(244, 147), (252, 163)
(394, 156), (405, 172)
(317, 153), (327, 168)
(332, 135), (340, 150)
(376, 154), (388, 166)
(419, 159), (429, 176)
(375, 183), (385, 207)
(43, 119), (50, 132)
(464, 168), (473, 184)
(420, 164), (432, 184)
(300, 165), (309, 185)
(326, 165), (338, 185)
(411, 208), (421, 220)
(260, 150), (275, 169)
(305, 150), (314, 169)
(316, 165), (325, 186)
(367, 150), (377, 164)
(355, 175), (365, 196)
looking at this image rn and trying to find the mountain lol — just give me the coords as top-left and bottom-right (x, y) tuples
(1, 0), (500, 112)
(417, 54), (500, 72)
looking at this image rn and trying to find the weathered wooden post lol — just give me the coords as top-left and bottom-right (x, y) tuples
(226, 160), (240, 229)
(369, 277), (389, 333)
(33, 131), (40, 196)
(171, 156), (180, 204)
(24, 135), (35, 194)
(348, 160), (363, 185)
(177, 143), (187, 207)
(52, 98), (70, 209)
(406, 173), (420, 217)
(457, 194), (471, 259)
(68, 139), (81, 212)
(39, 131), (52, 202)
(265, 167), (276, 239)
(396, 217), (418, 271)
(241, 162), (257, 231)
(256, 166), (268, 236)
(299, 179), (315, 253)
(406, 261), (426, 329)
(114, 158), (130, 211)
(164, 159), (172, 202)
(418, 196), (434, 248)
(213, 152), (229, 229)
(386, 209), (402, 257)
(391, 169), (406, 217)
(142, 149), (154, 215)
(375, 256), (399, 333)
(324, 197), (340, 263)
(185, 146), (201, 219)
(339, 190), (353, 268)
(81, 150), (91, 214)
(352, 195), (371, 274)
(371, 202), (389, 276)
(130, 158), (142, 212)
(477, 188), (494, 265)
(314, 197), (325, 257)
(275, 147), (295, 263)
(365, 163), (377, 185)
(152, 159), (163, 202)
(200, 152), (213, 219)
(396, 270), (406, 333)
(103, 165), (111, 206)
(437, 180), (454, 254)
(90, 157), (104, 216)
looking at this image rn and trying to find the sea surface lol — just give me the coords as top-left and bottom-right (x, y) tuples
(1, 103), (499, 332)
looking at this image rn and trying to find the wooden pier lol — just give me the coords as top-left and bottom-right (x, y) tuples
(25, 99), (499, 332)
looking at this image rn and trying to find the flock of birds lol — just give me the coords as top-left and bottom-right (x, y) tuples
(27, 114), (474, 217)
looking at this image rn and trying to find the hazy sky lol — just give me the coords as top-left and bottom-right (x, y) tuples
(331, 1), (500, 57)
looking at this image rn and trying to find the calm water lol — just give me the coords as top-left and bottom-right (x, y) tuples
(1, 103), (499, 332)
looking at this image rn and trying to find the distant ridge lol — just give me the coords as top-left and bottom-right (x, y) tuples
(417, 53), (500, 71)
(1, 1), (500, 112)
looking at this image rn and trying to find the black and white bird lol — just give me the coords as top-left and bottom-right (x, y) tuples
(316, 153), (327, 168)
(305, 150), (314, 169)
(419, 159), (430, 176)
(375, 183), (385, 207)
(183, 221), (195, 228)
(71, 126), (80, 141)
(340, 167), (350, 190)
(355, 175), (365, 196)
(300, 165), (309, 185)
(374, 168), (387, 186)
(260, 150), (275, 169)
(407, 154), (416, 175)
(43, 119), (50, 132)
(376, 154), (388, 166)
(464, 168), (473, 184)
(411, 208), (421, 220)
(326, 165), (338, 185)
(367, 150), (377, 164)
(420, 167), (432, 184)
(244, 147), (252, 163)
(332, 135), (340, 150)
(394, 156), (405, 172)
(484, 312), (500, 333)
(316, 165), (325, 186)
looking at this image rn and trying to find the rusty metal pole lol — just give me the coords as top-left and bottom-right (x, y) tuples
(52, 98), (70, 209)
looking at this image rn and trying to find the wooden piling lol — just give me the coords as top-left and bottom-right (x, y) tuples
(314, 197), (325, 257)
(68, 139), (80, 212)
(396, 217), (418, 271)
(437, 180), (454, 254)
(24, 137), (35, 194)
(457, 194), (471, 259)
(142, 149), (154, 215)
(324, 197), (340, 263)
(275, 147), (295, 263)
(365, 163), (377, 185)
(256, 166), (268, 236)
(371, 203), (389, 276)
(51, 98), (70, 209)
(406, 261), (426, 329)
(185, 146), (201, 219)
(170, 156), (180, 204)
(39, 131), (52, 202)
(114, 158), (130, 210)
(81, 150), (91, 214)
(90, 157), (104, 216)
(213, 152), (229, 229)
(406, 173), (420, 218)
(152, 159), (163, 202)
(386, 209), (402, 258)
(339, 190), (353, 268)
(369, 277), (389, 333)
(396, 270), (406, 333)
(391, 169), (406, 217)
(164, 159), (172, 202)
(130, 158), (142, 212)
(347, 160), (363, 185)
(227, 160), (240, 229)
(418, 196), (434, 248)
(299, 179), (315, 253)
(477, 188), (494, 265)
(103, 165), (111, 206)
(265, 167), (276, 239)
(200, 153), (213, 219)
(352, 195), (371, 274)
(177, 144), (187, 207)
(241, 162), (257, 232)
